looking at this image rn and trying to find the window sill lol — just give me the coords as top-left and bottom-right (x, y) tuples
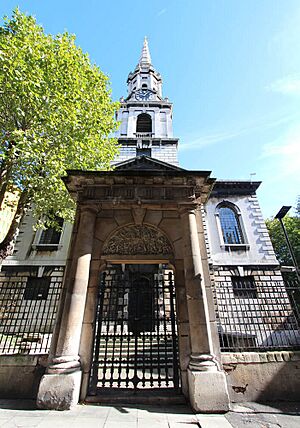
(221, 244), (250, 251)
(32, 244), (62, 251)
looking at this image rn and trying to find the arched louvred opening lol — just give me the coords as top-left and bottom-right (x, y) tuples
(136, 113), (152, 133)
(218, 204), (244, 245)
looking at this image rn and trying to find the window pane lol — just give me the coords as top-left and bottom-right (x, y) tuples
(24, 277), (51, 300)
(219, 207), (244, 244)
(231, 276), (257, 298)
(39, 217), (63, 245)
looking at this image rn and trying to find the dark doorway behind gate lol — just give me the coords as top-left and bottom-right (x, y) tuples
(88, 264), (180, 398)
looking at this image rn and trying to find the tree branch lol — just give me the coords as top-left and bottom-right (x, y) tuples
(0, 189), (30, 261)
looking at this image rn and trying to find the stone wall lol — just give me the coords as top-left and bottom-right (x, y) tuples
(151, 143), (178, 165)
(3, 210), (72, 266)
(113, 144), (137, 163)
(2, 351), (299, 402)
(222, 352), (300, 402)
(113, 141), (179, 165)
(205, 193), (277, 266)
(0, 355), (47, 398)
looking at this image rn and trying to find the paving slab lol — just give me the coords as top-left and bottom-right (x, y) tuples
(38, 418), (105, 428)
(0, 418), (13, 426)
(226, 402), (300, 428)
(137, 422), (168, 428)
(168, 423), (200, 428)
(0, 400), (300, 428)
(7, 416), (45, 427)
(197, 414), (233, 428)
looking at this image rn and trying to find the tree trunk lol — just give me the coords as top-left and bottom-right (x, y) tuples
(0, 170), (13, 208)
(0, 189), (30, 262)
(0, 160), (12, 208)
(0, 141), (15, 208)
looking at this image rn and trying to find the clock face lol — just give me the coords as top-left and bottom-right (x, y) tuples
(135, 89), (153, 101)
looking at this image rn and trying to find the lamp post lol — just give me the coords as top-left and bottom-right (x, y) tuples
(275, 206), (300, 282)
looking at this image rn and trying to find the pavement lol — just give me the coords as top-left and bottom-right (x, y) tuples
(0, 400), (299, 428)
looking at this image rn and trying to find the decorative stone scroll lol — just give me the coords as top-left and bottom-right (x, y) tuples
(102, 225), (172, 255)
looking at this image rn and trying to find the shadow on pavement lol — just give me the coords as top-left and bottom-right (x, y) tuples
(0, 399), (39, 410)
(86, 402), (195, 414)
(231, 401), (300, 415)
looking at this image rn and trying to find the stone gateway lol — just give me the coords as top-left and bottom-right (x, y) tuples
(37, 39), (230, 410)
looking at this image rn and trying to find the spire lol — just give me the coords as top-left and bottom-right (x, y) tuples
(139, 36), (151, 66)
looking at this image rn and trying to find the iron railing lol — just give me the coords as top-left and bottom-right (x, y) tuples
(0, 270), (63, 355)
(89, 266), (180, 393)
(215, 280), (300, 352)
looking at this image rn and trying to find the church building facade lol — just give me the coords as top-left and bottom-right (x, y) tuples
(0, 39), (299, 411)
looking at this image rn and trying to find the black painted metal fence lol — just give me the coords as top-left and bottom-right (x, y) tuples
(215, 280), (300, 351)
(0, 271), (63, 354)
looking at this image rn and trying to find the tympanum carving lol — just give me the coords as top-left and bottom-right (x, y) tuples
(102, 225), (172, 255)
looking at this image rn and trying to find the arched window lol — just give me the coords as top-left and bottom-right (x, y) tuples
(136, 113), (152, 133)
(217, 203), (244, 245)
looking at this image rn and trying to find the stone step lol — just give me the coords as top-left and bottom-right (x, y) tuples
(85, 388), (185, 405)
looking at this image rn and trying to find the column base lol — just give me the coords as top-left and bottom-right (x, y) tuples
(188, 368), (230, 413)
(37, 370), (82, 410)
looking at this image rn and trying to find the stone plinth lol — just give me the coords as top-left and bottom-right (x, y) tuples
(188, 368), (229, 413)
(37, 371), (81, 410)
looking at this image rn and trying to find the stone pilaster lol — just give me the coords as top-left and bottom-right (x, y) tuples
(180, 206), (229, 412)
(37, 205), (98, 410)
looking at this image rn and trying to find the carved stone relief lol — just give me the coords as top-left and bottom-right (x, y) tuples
(102, 225), (172, 255)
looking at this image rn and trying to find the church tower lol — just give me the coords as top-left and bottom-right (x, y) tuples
(115, 38), (179, 165)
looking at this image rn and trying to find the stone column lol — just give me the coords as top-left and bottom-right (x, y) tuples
(37, 205), (97, 410)
(180, 206), (229, 412)
(174, 259), (191, 398)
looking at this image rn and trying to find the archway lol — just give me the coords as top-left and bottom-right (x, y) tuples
(88, 225), (180, 398)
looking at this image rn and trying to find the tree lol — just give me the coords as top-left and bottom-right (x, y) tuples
(265, 215), (300, 272)
(296, 196), (300, 216)
(0, 9), (119, 259)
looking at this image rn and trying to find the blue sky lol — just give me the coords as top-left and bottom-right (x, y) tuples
(1, 1), (300, 218)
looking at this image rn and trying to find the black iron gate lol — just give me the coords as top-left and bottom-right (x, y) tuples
(89, 265), (180, 394)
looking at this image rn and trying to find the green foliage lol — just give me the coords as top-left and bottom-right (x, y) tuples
(296, 196), (300, 216)
(265, 215), (300, 267)
(0, 8), (119, 228)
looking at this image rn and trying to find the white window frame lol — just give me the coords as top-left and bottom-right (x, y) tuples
(32, 220), (65, 251)
(215, 201), (249, 250)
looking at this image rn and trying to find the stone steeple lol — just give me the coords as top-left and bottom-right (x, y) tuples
(114, 38), (179, 166)
(139, 37), (151, 66)
(126, 37), (163, 101)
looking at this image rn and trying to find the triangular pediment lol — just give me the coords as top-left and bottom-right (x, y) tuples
(114, 155), (185, 172)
